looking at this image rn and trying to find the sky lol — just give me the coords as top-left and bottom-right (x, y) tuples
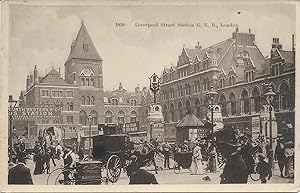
(8, 2), (296, 98)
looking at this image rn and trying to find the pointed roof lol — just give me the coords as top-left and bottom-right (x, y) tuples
(176, 113), (204, 128)
(67, 21), (102, 62)
(40, 69), (70, 85)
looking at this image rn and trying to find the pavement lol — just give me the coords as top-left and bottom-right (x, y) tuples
(21, 157), (293, 185)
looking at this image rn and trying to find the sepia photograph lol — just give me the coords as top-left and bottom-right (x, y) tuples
(0, 0), (298, 192)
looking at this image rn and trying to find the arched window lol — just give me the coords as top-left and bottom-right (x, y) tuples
(79, 110), (87, 126)
(81, 96), (85, 105)
(80, 68), (95, 87)
(67, 102), (74, 111)
(130, 111), (137, 123)
(90, 110), (97, 125)
(178, 101), (183, 120)
(219, 94), (227, 116)
(241, 89), (250, 114)
(117, 111), (125, 124)
(86, 96), (91, 105)
(170, 103), (175, 122)
(91, 96), (95, 105)
(195, 98), (201, 118)
(252, 87), (261, 113)
(279, 82), (289, 110)
(105, 111), (113, 123)
(203, 78), (210, 91)
(163, 104), (169, 123)
(186, 100), (191, 113)
(229, 93), (236, 115)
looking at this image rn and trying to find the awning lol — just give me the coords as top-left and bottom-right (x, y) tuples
(176, 113), (204, 128)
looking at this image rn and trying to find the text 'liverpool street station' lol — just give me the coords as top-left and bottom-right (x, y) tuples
(8, 21), (295, 185)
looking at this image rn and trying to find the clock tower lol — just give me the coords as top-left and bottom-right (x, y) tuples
(64, 20), (104, 132)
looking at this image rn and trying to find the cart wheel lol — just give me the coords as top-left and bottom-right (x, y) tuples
(106, 155), (121, 183)
(173, 162), (180, 174)
(82, 155), (93, 162)
(54, 169), (75, 185)
(47, 167), (64, 185)
(249, 164), (260, 181)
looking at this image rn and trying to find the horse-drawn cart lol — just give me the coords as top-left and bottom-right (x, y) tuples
(47, 134), (129, 185)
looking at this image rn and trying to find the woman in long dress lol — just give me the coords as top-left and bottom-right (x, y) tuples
(190, 141), (203, 175)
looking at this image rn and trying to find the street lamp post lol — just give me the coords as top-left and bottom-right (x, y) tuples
(206, 86), (218, 173)
(8, 95), (21, 164)
(87, 115), (92, 156)
(263, 83), (276, 167)
(206, 86), (218, 134)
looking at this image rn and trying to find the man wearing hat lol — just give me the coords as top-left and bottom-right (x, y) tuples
(181, 140), (190, 152)
(256, 153), (272, 183)
(8, 154), (33, 184)
(217, 126), (249, 184)
(127, 155), (158, 184)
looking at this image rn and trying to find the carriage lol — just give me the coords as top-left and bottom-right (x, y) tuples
(47, 134), (129, 185)
(173, 151), (193, 174)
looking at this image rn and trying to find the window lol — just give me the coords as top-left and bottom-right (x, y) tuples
(178, 102), (183, 120)
(86, 96), (91, 105)
(130, 111), (137, 123)
(246, 71), (254, 82)
(67, 103), (74, 111)
(67, 116), (73, 124)
(229, 76), (235, 86)
(229, 93), (236, 115)
(66, 90), (74, 98)
(170, 103), (175, 122)
(117, 111), (125, 124)
(105, 111), (113, 123)
(219, 94), (227, 116)
(91, 78), (94, 86)
(80, 68), (95, 87)
(90, 111), (97, 125)
(79, 110), (87, 126)
(130, 99), (137, 106)
(81, 96), (85, 105)
(241, 89), (250, 114)
(219, 78), (225, 88)
(51, 90), (63, 98)
(40, 89), (49, 97)
(111, 98), (119, 105)
(91, 97), (95, 105)
(81, 78), (85, 86)
(279, 83), (289, 110)
(203, 78), (209, 91)
(252, 87), (261, 113)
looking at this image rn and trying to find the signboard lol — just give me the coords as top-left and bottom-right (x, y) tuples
(76, 161), (102, 185)
(124, 122), (139, 133)
(10, 107), (61, 120)
(252, 116), (261, 139)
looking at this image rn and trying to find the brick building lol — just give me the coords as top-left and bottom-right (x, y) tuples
(159, 29), (295, 141)
(18, 21), (156, 147)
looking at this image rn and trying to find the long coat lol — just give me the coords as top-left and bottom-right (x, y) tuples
(8, 163), (33, 184)
(220, 153), (249, 184)
(129, 169), (158, 184)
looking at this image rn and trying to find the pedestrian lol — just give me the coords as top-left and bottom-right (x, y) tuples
(256, 154), (272, 183)
(217, 126), (248, 184)
(44, 148), (51, 174)
(173, 142), (181, 153)
(240, 135), (255, 175)
(207, 141), (217, 173)
(33, 146), (44, 175)
(190, 140), (203, 175)
(63, 145), (76, 184)
(78, 145), (84, 161)
(8, 154), (33, 184)
(49, 142), (57, 167)
(284, 141), (294, 178)
(274, 139), (286, 177)
(182, 140), (190, 152)
(55, 142), (63, 160)
(162, 141), (171, 169)
(128, 155), (158, 184)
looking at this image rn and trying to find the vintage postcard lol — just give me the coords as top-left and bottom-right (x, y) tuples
(0, 0), (299, 192)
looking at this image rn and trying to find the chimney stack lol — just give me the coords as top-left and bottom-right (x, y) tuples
(272, 37), (282, 50)
(195, 41), (202, 50)
(34, 65), (38, 84)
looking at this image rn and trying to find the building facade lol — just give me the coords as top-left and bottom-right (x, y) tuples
(159, 29), (295, 141)
(18, 21), (156, 147)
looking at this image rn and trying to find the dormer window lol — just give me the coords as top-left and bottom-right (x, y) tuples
(219, 78), (225, 88)
(245, 70), (255, 82)
(130, 99), (137, 106)
(229, 75), (235, 86)
(111, 98), (119, 105)
(271, 63), (282, 76)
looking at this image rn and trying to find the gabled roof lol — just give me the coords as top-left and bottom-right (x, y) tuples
(66, 21), (102, 62)
(279, 50), (294, 64)
(39, 69), (70, 85)
(176, 113), (204, 128)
